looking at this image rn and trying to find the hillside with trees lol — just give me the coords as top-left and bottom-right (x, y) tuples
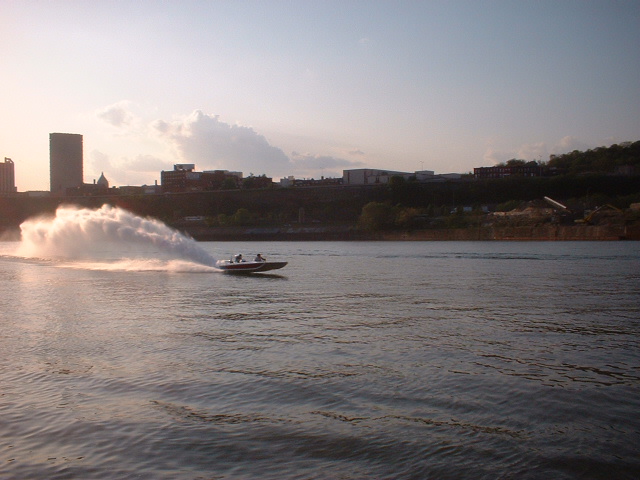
(1, 141), (639, 239)
(547, 141), (640, 174)
(490, 141), (640, 175)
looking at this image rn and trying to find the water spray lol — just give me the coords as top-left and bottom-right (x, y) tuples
(17, 204), (217, 267)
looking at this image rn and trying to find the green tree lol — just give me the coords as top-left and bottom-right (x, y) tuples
(357, 202), (396, 231)
(217, 213), (231, 226)
(232, 208), (252, 226)
(388, 175), (406, 187)
(505, 159), (526, 166)
(222, 178), (238, 190)
(395, 207), (424, 228)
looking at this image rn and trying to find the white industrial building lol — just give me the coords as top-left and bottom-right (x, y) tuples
(343, 169), (412, 185)
(342, 168), (460, 185)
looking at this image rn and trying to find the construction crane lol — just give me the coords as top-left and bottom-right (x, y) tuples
(544, 196), (623, 224)
(575, 204), (623, 225)
(542, 196), (576, 225)
(543, 196), (572, 213)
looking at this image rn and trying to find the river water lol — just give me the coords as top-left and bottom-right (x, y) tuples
(1, 209), (639, 479)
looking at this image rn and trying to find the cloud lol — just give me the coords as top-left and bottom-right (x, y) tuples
(126, 154), (173, 173)
(291, 152), (365, 169)
(483, 136), (597, 166)
(96, 101), (136, 128)
(91, 150), (113, 170)
(89, 150), (171, 186)
(482, 147), (509, 166)
(513, 137), (594, 161)
(551, 136), (590, 155)
(482, 143), (544, 165)
(89, 108), (367, 182)
(152, 110), (292, 176)
(516, 142), (548, 162)
(287, 152), (365, 179)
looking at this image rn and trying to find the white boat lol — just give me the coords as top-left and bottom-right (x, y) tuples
(215, 258), (287, 273)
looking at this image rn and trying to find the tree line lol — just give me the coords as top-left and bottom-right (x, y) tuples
(497, 140), (640, 174)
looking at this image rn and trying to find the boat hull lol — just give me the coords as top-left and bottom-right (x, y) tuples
(215, 261), (287, 273)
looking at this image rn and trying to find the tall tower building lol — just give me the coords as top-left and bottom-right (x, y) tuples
(0, 157), (16, 194)
(50, 133), (83, 195)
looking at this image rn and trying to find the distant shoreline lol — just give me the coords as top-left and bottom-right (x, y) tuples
(2, 223), (637, 242)
(181, 224), (639, 241)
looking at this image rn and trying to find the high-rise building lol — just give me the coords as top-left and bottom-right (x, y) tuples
(0, 157), (16, 194)
(50, 133), (83, 195)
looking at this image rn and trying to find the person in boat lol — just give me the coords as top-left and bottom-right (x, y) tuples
(234, 254), (244, 263)
(254, 253), (266, 262)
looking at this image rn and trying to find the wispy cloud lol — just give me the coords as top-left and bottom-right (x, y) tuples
(96, 101), (136, 128)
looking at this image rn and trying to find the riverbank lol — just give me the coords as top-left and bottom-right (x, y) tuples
(2, 222), (637, 243)
(181, 223), (639, 241)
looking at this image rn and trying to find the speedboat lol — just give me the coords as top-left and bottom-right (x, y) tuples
(215, 259), (287, 273)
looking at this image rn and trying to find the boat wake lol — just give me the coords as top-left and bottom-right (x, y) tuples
(60, 258), (218, 273)
(12, 204), (219, 272)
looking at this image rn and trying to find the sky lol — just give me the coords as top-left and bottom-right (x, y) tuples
(1, 0), (639, 191)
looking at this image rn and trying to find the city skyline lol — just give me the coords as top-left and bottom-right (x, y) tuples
(1, 1), (639, 191)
